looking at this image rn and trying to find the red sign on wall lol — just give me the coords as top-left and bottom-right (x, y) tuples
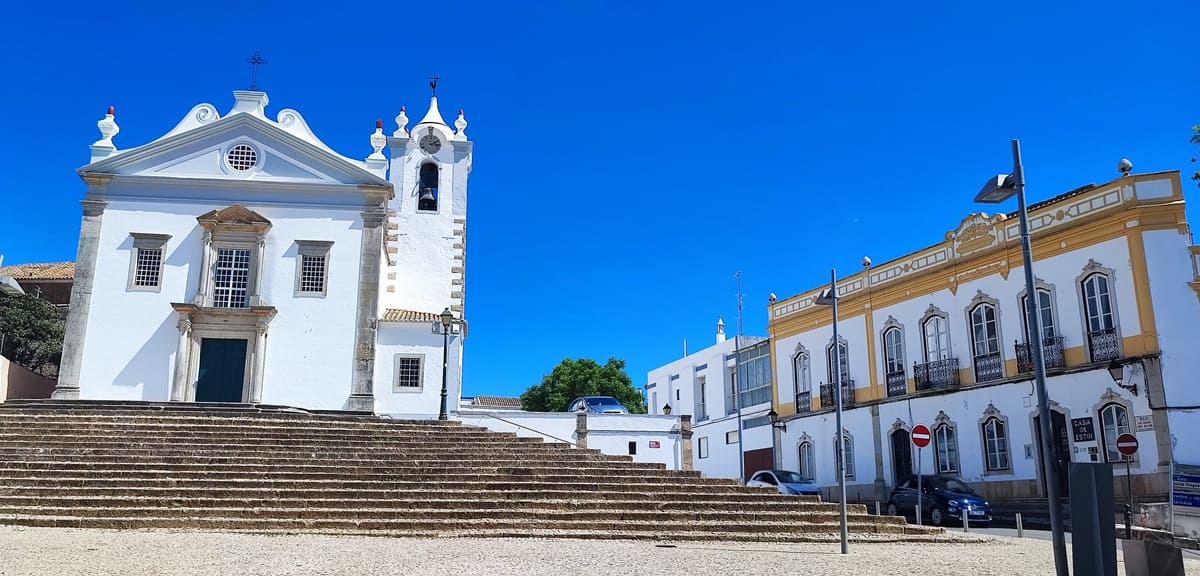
(649, 441), (660, 448)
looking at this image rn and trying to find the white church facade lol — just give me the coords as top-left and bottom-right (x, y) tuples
(53, 89), (472, 417)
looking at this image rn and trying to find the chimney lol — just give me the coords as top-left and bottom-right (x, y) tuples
(716, 316), (726, 344)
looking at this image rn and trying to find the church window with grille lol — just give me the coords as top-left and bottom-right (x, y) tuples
(213, 248), (251, 308)
(127, 233), (171, 291)
(394, 355), (424, 391)
(295, 241), (333, 296)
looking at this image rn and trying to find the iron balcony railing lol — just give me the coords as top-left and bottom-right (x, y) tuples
(819, 380), (855, 409)
(885, 370), (907, 398)
(795, 391), (812, 414)
(1088, 328), (1121, 363)
(914, 357), (960, 391)
(1015, 336), (1065, 373)
(972, 351), (1004, 383)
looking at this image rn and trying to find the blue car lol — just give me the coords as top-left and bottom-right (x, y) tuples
(885, 475), (992, 526)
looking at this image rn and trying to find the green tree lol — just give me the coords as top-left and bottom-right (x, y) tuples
(0, 292), (65, 376)
(520, 357), (647, 413)
(1191, 124), (1200, 186)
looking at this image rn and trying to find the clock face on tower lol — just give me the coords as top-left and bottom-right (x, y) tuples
(419, 134), (441, 154)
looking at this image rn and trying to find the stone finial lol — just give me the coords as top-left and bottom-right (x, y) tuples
(454, 108), (468, 140)
(368, 119), (386, 160)
(94, 105), (119, 147)
(393, 106), (409, 137)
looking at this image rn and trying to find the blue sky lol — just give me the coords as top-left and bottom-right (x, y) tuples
(1, 1), (1197, 398)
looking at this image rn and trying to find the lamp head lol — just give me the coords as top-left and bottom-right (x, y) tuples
(975, 174), (1017, 204)
(440, 307), (454, 328)
(1107, 360), (1124, 384)
(1118, 158), (1133, 175)
(768, 409), (779, 423)
(662, 403), (672, 415)
(814, 287), (835, 306)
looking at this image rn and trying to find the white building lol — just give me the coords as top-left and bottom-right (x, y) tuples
(646, 318), (773, 481)
(767, 169), (1200, 503)
(53, 89), (473, 416)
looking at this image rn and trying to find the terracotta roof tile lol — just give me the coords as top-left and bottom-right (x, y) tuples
(381, 308), (440, 323)
(0, 261), (75, 281)
(471, 395), (523, 408)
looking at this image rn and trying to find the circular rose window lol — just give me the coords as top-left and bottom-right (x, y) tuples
(226, 144), (259, 171)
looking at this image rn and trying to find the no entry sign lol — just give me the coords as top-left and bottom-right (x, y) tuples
(1116, 433), (1139, 456)
(912, 424), (931, 448)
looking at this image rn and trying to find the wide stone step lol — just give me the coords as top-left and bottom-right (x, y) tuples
(0, 413), (461, 429)
(0, 425), (522, 439)
(0, 468), (708, 483)
(0, 495), (826, 512)
(0, 513), (909, 535)
(0, 442), (598, 456)
(0, 447), (624, 460)
(0, 485), (825, 504)
(0, 462), (696, 476)
(0, 478), (762, 492)
(0, 505), (890, 524)
(0, 454), (649, 468)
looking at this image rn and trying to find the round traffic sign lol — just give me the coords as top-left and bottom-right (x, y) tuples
(1116, 433), (1138, 456)
(912, 424), (931, 448)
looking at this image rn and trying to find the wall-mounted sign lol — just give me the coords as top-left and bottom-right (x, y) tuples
(1136, 415), (1154, 432)
(649, 441), (660, 449)
(1071, 417), (1096, 443)
(1174, 463), (1200, 509)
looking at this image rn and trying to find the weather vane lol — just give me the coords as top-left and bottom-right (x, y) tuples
(429, 73), (440, 97)
(246, 51), (267, 91)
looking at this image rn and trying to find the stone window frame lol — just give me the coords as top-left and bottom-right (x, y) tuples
(194, 206), (271, 309)
(1016, 277), (1061, 343)
(978, 403), (1013, 475)
(933, 410), (960, 474)
(392, 353), (425, 393)
(880, 316), (906, 377)
(965, 291), (1005, 380)
(1075, 260), (1123, 361)
(294, 241), (333, 297)
(920, 304), (952, 363)
(1093, 388), (1138, 465)
(126, 233), (171, 292)
(694, 374), (708, 422)
(725, 430), (739, 445)
(797, 432), (815, 480)
(697, 436), (709, 459)
(833, 428), (855, 481)
(792, 342), (811, 398)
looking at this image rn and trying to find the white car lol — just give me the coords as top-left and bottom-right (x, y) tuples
(747, 469), (821, 497)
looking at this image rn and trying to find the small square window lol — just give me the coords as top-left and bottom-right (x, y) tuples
(394, 355), (423, 391)
(295, 241), (333, 297)
(726, 430), (739, 444)
(127, 233), (170, 292)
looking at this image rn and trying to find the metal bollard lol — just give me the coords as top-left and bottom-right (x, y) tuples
(875, 501), (881, 516)
(963, 510), (969, 532)
(1015, 512), (1023, 538)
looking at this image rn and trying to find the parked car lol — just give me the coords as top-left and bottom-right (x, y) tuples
(885, 474), (991, 527)
(567, 396), (629, 414)
(746, 469), (821, 497)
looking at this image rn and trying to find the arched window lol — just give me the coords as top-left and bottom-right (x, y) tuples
(883, 327), (905, 376)
(935, 423), (959, 473)
(970, 302), (1002, 382)
(826, 340), (849, 384)
(1082, 270), (1119, 362)
(982, 417), (1010, 472)
(798, 441), (815, 480)
(835, 434), (854, 480)
(417, 163), (439, 211)
(923, 315), (950, 362)
(1022, 288), (1056, 340)
(793, 350), (811, 396)
(1100, 403), (1132, 463)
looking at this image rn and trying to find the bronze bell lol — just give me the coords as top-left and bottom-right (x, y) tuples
(418, 187), (437, 211)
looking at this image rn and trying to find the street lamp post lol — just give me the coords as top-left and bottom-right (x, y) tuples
(814, 269), (848, 555)
(976, 139), (1068, 576)
(433, 307), (461, 421)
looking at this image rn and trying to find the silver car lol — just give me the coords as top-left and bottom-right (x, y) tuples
(567, 396), (629, 414)
(747, 469), (821, 497)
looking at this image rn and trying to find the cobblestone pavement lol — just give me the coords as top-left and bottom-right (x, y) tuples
(1, 527), (1198, 575)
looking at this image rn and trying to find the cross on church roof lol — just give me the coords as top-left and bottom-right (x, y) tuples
(246, 51), (267, 91)
(429, 74), (440, 96)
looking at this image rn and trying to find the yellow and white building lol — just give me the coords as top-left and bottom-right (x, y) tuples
(768, 169), (1200, 503)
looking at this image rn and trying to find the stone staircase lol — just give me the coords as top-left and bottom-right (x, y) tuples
(0, 401), (947, 542)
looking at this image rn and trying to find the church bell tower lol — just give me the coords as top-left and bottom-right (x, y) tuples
(381, 81), (472, 316)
